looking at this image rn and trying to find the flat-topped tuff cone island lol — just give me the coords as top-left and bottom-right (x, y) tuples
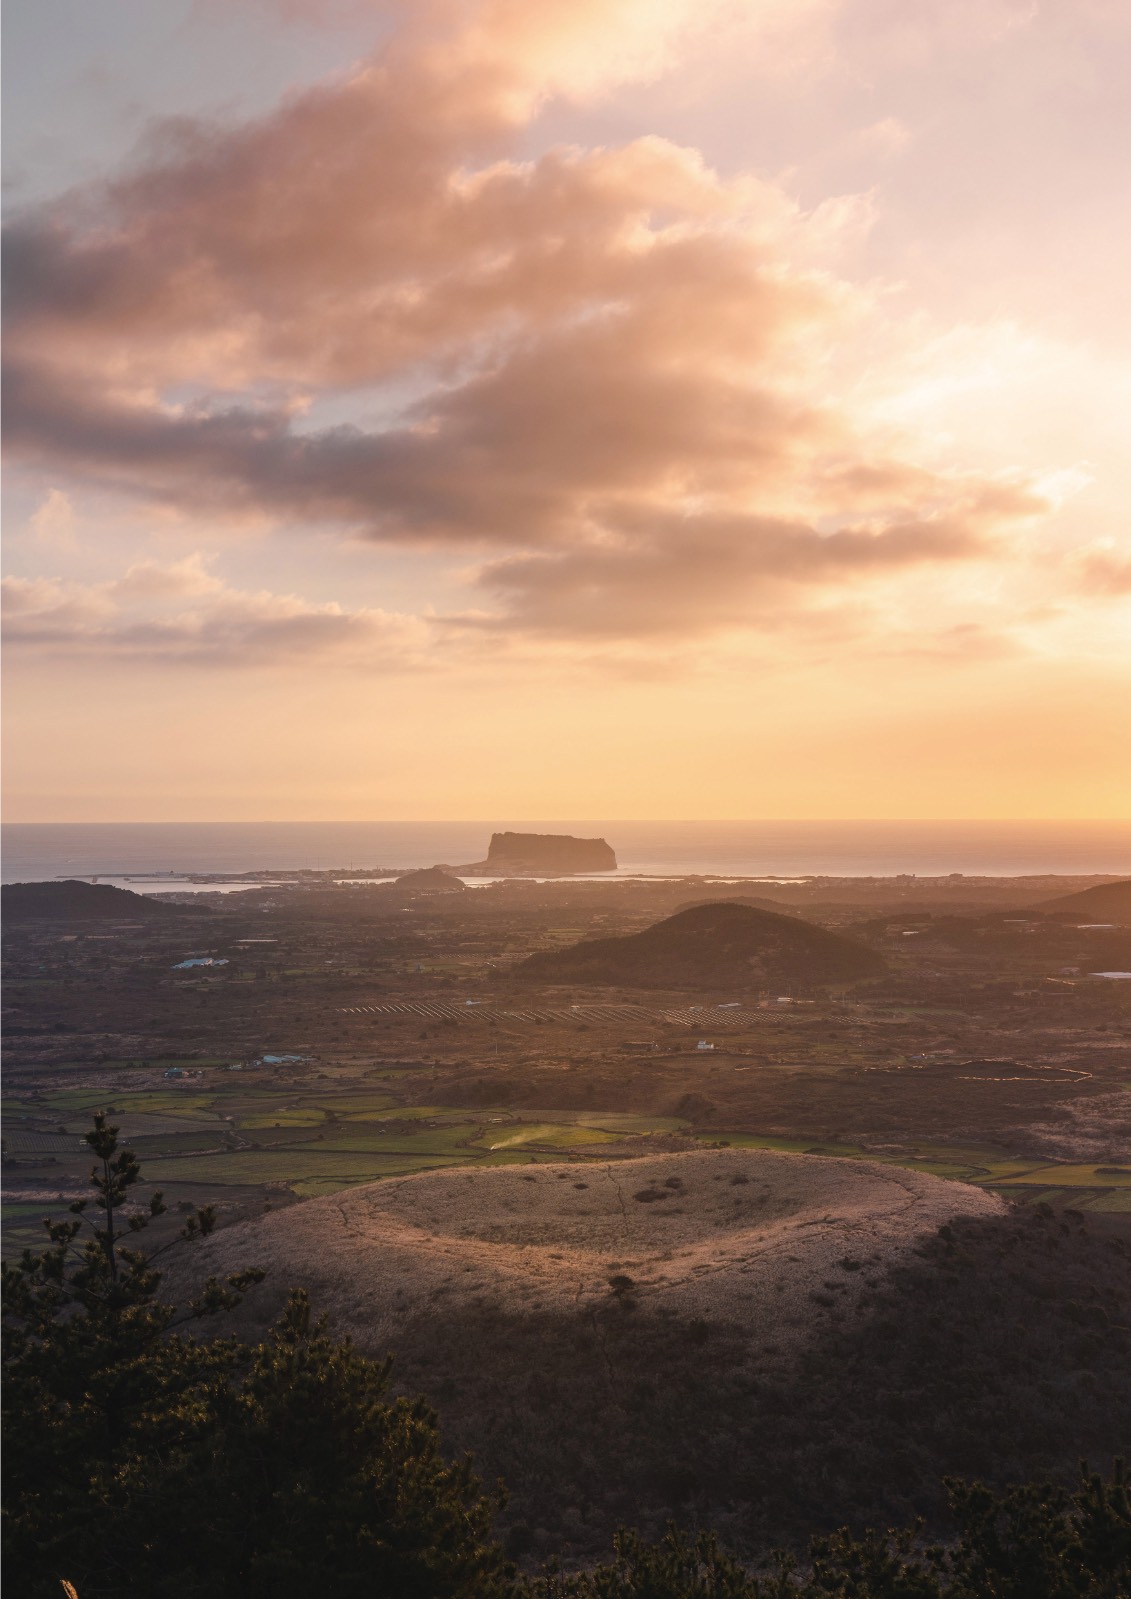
(458, 831), (618, 875)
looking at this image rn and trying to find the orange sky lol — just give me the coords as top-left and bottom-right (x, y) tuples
(3, 0), (1130, 820)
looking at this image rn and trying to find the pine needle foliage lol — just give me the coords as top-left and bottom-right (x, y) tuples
(531, 1467), (1131, 1599)
(2, 1112), (513, 1599)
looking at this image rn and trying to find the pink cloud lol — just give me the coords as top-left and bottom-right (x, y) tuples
(1074, 544), (1131, 596)
(1, 561), (426, 667)
(3, 0), (1053, 644)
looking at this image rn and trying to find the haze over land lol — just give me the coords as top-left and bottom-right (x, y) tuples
(5, 835), (1130, 1565)
(517, 902), (886, 988)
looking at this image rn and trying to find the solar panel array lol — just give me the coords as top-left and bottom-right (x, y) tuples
(340, 999), (763, 1029)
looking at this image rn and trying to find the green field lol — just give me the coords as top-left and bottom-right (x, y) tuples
(689, 1131), (1131, 1198)
(298, 1124), (477, 1154)
(476, 1122), (624, 1151)
(703, 1132), (869, 1158)
(1085, 1189), (1131, 1212)
(1, 1203), (60, 1254)
(2, 1074), (692, 1240)
(989, 1162), (1131, 1188)
(991, 1185), (1131, 1212)
(3, 1132), (84, 1154)
(142, 1149), (471, 1186)
(7, 1072), (1131, 1243)
(340, 1104), (480, 1122)
(531, 1111), (688, 1134)
(241, 1108), (329, 1128)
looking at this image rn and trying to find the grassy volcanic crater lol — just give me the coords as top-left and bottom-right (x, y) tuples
(169, 1148), (997, 1349)
(163, 1155), (1131, 1563)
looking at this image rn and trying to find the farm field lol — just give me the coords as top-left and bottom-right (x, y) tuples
(142, 1149), (473, 1186)
(1, 1067), (709, 1251)
(4, 858), (1131, 1586)
(6, 1058), (1131, 1255)
(4, 871), (1129, 1258)
(987, 1160), (1131, 1186)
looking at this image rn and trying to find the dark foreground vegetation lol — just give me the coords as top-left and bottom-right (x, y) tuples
(387, 1203), (1131, 1562)
(4, 1118), (1130, 1598)
(2, 1115), (510, 1599)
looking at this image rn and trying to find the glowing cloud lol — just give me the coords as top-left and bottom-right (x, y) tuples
(2, 0), (1128, 818)
(3, 0), (1056, 650)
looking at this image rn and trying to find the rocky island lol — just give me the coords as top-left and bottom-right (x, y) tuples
(459, 831), (617, 875)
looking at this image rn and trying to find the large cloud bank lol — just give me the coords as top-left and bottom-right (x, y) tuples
(3, 0), (1061, 656)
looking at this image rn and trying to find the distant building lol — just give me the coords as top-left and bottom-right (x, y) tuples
(696, 1039), (715, 1051)
(173, 957), (229, 969)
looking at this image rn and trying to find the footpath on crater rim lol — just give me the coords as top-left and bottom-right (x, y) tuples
(171, 1148), (1002, 1350)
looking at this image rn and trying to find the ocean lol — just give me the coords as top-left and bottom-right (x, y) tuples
(2, 819), (1129, 889)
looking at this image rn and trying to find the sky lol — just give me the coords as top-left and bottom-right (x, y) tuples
(3, 0), (1130, 822)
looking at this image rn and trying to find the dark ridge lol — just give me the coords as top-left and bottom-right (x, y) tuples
(675, 893), (808, 917)
(1, 879), (186, 921)
(515, 900), (885, 991)
(1035, 879), (1131, 923)
(391, 867), (468, 895)
(385, 1208), (1131, 1565)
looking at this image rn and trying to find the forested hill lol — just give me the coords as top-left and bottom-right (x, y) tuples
(516, 901), (885, 990)
(1, 880), (185, 921)
(1037, 879), (1131, 923)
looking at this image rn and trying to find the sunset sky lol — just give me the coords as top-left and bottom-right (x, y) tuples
(3, 0), (1129, 821)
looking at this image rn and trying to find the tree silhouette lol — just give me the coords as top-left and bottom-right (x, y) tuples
(2, 1113), (512, 1599)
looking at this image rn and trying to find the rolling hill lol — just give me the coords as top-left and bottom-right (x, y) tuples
(390, 867), (468, 896)
(169, 1148), (1001, 1343)
(164, 1151), (1131, 1559)
(515, 900), (885, 990)
(1, 880), (185, 921)
(1036, 879), (1131, 923)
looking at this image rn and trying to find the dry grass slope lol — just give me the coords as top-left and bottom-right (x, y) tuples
(174, 1149), (1000, 1348)
(167, 1155), (1131, 1564)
